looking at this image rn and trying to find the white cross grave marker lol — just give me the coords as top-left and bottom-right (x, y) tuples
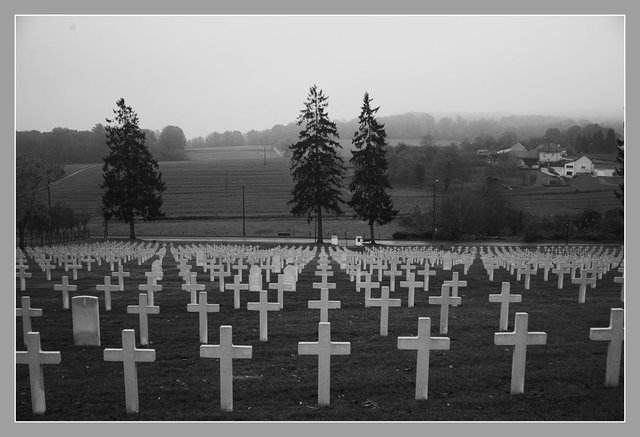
(494, 312), (547, 394)
(41, 260), (54, 281)
(200, 325), (252, 412)
(182, 272), (205, 304)
(552, 263), (570, 289)
(383, 262), (403, 292)
(308, 287), (341, 322)
(225, 274), (249, 309)
(416, 264), (436, 291)
(428, 284), (461, 335)
(443, 271), (467, 298)
(590, 308), (624, 387)
(16, 296), (42, 345)
(215, 264), (230, 292)
(489, 282), (522, 331)
(226, 275), (249, 310)
(103, 329), (156, 414)
(399, 273), (424, 308)
(269, 273), (294, 309)
(312, 274), (336, 292)
(138, 275), (162, 306)
(187, 291), (220, 344)
(613, 275), (624, 302)
(96, 276), (119, 311)
(16, 265), (32, 291)
(247, 290), (280, 342)
(111, 265), (130, 291)
(315, 263), (334, 278)
(520, 264), (537, 290)
(368, 286), (401, 336)
(82, 254), (94, 272)
(358, 273), (380, 308)
(16, 332), (61, 415)
(572, 272), (596, 304)
(298, 322), (351, 407)
(233, 259), (248, 282)
(127, 293), (160, 346)
(397, 317), (450, 400)
(539, 258), (554, 281)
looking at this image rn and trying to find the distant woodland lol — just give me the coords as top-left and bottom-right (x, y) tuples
(16, 112), (622, 165)
(16, 124), (188, 164)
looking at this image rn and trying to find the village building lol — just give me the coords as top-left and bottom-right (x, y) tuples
(496, 143), (527, 154)
(534, 143), (565, 163)
(486, 142), (617, 177)
(548, 155), (594, 177)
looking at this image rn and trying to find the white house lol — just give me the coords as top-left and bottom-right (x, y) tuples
(550, 155), (594, 178)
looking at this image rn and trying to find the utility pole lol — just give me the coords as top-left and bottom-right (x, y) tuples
(432, 179), (438, 240)
(242, 185), (246, 237)
(263, 147), (267, 165)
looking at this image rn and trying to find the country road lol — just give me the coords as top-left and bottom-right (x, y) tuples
(53, 164), (99, 185)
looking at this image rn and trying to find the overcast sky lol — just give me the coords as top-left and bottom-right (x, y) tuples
(16, 15), (624, 139)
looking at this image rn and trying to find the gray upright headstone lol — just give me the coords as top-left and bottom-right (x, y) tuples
(283, 265), (297, 291)
(72, 296), (101, 346)
(249, 265), (262, 291)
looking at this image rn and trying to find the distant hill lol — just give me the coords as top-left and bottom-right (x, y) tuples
(17, 112), (623, 165)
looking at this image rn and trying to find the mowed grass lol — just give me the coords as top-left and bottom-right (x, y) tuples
(16, 244), (624, 421)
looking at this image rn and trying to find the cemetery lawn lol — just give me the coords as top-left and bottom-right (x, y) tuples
(16, 244), (624, 421)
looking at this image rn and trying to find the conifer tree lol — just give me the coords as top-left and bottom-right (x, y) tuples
(101, 98), (166, 239)
(348, 92), (398, 244)
(288, 85), (345, 244)
(615, 137), (623, 205)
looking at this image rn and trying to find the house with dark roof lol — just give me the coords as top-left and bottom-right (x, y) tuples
(548, 155), (594, 177)
(534, 143), (565, 163)
(496, 142), (526, 154)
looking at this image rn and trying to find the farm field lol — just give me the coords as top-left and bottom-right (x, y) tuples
(51, 155), (621, 239)
(15, 243), (624, 421)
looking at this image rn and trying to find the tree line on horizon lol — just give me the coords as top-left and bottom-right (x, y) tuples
(16, 111), (621, 166)
(16, 124), (188, 165)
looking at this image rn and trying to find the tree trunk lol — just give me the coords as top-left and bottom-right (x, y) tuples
(316, 205), (323, 244)
(369, 221), (376, 245)
(129, 219), (136, 240)
(17, 220), (27, 249)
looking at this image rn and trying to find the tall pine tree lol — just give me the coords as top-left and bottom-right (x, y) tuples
(288, 85), (345, 244)
(348, 92), (398, 244)
(101, 98), (166, 239)
(615, 137), (623, 205)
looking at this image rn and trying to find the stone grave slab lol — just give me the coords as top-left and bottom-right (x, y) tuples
(72, 296), (101, 346)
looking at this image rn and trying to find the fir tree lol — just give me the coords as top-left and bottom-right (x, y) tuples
(605, 128), (617, 152)
(288, 85), (345, 244)
(615, 138), (623, 205)
(101, 98), (166, 239)
(348, 92), (398, 244)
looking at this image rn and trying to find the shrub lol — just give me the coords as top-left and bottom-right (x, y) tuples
(523, 221), (543, 242)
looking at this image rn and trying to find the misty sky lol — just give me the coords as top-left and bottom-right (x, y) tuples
(16, 15), (624, 139)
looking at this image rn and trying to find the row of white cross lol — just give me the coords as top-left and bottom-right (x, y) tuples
(16, 243), (624, 416)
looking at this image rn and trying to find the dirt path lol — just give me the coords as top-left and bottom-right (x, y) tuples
(53, 164), (98, 185)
